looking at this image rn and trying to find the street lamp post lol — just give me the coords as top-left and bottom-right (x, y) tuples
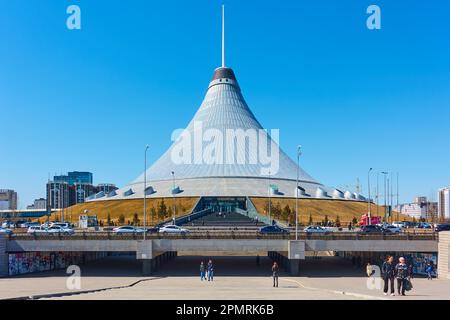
(376, 172), (379, 217)
(144, 145), (149, 240)
(389, 172), (394, 223)
(172, 171), (176, 225)
(381, 172), (388, 222)
(396, 172), (399, 222)
(368, 168), (373, 225)
(296, 145), (302, 240)
(268, 170), (271, 224)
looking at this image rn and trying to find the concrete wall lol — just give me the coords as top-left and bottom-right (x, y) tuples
(7, 240), (140, 253)
(152, 239), (288, 254)
(305, 240), (438, 253)
(438, 231), (450, 279)
(0, 235), (7, 277)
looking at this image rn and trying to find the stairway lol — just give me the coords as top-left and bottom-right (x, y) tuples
(181, 211), (265, 227)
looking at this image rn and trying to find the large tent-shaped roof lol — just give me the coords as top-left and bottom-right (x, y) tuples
(88, 7), (360, 203)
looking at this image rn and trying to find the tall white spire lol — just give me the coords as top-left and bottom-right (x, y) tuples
(222, 4), (225, 67)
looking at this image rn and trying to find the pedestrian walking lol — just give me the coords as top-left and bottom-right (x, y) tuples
(382, 256), (396, 296)
(200, 261), (206, 281)
(426, 262), (434, 280)
(395, 257), (411, 296)
(408, 258), (414, 279)
(207, 259), (214, 281)
(272, 261), (279, 287)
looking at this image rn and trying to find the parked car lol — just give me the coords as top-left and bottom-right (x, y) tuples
(144, 226), (160, 234)
(27, 222), (40, 227)
(0, 227), (12, 235)
(15, 220), (28, 228)
(158, 225), (189, 235)
(50, 222), (72, 229)
(435, 224), (450, 232)
(303, 226), (330, 233)
(27, 226), (45, 233)
(112, 226), (146, 234)
(1, 221), (13, 228)
(41, 222), (52, 228)
(258, 225), (289, 234)
(359, 225), (385, 233)
(47, 225), (74, 235)
(417, 222), (432, 229)
(381, 225), (401, 233)
(402, 221), (417, 229)
(27, 225), (74, 235)
(392, 222), (406, 228)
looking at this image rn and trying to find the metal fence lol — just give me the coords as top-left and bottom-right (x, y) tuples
(7, 231), (438, 241)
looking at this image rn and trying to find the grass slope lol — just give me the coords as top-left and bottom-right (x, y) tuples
(50, 197), (199, 225)
(250, 197), (410, 225)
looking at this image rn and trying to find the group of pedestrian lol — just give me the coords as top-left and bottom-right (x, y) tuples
(380, 255), (415, 296)
(199, 260), (214, 281)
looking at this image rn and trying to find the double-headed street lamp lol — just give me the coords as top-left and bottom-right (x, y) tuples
(144, 145), (149, 240)
(296, 145), (302, 240)
(172, 171), (176, 225)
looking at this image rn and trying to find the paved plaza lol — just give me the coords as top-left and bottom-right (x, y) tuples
(0, 255), (449, 300)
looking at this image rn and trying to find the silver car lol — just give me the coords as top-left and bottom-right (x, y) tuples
(303, 226), (330, 233)
(112, 226), (146, 234)
(0, 227), (12, 235)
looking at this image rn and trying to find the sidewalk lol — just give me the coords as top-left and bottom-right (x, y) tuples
(289, 258), (450, 300)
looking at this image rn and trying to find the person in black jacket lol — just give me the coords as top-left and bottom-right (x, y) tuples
(272, 262), (279, 287)
(382, 256), (395, 296)
(395, 257), (410, 296)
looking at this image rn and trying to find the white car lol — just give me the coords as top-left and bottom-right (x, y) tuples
(382, 225), (401, 233)
(0, 227), (12, 235)
(158, 225), (189, 234)
(1, 221), (13, 228)
(28, 225), (74, 235)
(47, 225), (74, 234)
(50, 222), (72, 229)
(112, 226), (145, 234)
(303, 226), (330, 233)
(392, 222), (405, 229)
(27, 226), (52, 234)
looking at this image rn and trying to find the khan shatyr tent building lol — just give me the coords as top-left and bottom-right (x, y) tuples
(86, 7), (366, 214)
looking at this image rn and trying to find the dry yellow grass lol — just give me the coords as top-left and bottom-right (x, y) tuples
(46, 196), (412, 227)
(50, 197), (199, 225)
(250, 197), (411, 225)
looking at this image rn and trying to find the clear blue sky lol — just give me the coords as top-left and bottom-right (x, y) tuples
(1, 0), (449, 208)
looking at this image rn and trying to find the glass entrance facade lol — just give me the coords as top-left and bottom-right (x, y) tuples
(200, 197), (247, 213)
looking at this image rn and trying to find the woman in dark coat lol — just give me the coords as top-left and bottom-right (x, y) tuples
(382, 256), (395, 296)
(395, 257), (411, 296)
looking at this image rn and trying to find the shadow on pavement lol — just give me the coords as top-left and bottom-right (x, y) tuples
(153, 256), (283, 277)
(299, 257), (367, 278)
